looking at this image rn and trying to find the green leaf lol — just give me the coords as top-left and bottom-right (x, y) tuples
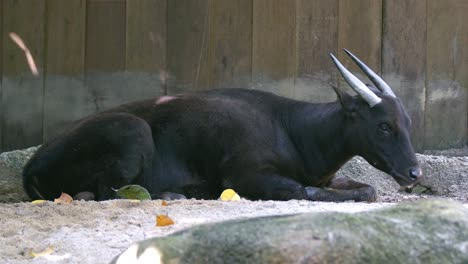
(113, 185), (152, 200)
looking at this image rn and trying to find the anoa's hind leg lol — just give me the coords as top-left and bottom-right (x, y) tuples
(305, 176), (377, 202)
(23, 112), (155, 201)
(87, 114), (156, 200)
(150, 182), (219, 200)
(95, 150), (153, 201)
(151, 192), (187, 200)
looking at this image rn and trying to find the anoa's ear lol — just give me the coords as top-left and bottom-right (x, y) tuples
(330, 83), (356, 113)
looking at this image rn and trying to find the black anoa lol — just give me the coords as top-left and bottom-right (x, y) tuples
(23, 50), (421, 201)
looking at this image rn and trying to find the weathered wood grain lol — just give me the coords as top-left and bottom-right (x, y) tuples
(0, 0), (3, 152)
(382, 0), (427, 151)
(337, 0), (382, 90)
(167, 0), (211, 94)
(2, 0), (45, 151)
(425, 0), (468, 149)
(43, 0), (88, 141)
(85, 0), (127, 111)
(209, 0), (252, 89)
(126, 0), (167, 96)
(0, 0), (466, 151)
(296, 0), (338, 103)
(253, 0), (295, 97)
(86, 0), (126, 72)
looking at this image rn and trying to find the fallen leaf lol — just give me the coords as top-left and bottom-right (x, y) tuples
(25, 51), (39, 76)
(9, 32), (27, 50)
(31, 200), (47, 204)
(156, 214), (174, 227)
(54, 193), (73, 204)
(113, 185), (151, 201)
(30, 245), (54, 258)
(161, 200), (168, 206)
(219, 189), (241, 201)
(9, 32), (39, 76)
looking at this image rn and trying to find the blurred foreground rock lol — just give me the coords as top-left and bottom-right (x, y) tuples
(112, 199), (468, 264)
(0, 146), (467, 202)
(0, 147), (38, 202)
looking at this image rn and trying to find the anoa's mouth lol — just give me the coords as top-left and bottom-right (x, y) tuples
(365, 157), (422, 188)
(389, 170), (420, 189)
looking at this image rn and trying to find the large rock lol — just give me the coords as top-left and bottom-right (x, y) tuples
(0, 147), (38, 202)
(112, 199), (468, 264)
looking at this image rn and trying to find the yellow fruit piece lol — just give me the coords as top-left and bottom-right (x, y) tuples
(30, 245), (54, 258)
(219, 189), (241, 201)
(31, 200), (47, 204)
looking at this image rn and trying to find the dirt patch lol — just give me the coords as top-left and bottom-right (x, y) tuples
(1, 199), (393, 264)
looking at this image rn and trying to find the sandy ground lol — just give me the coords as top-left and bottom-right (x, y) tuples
(1, 198), (414, 264)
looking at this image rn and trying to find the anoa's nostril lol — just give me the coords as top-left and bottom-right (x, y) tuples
(409, 167), (422, 180)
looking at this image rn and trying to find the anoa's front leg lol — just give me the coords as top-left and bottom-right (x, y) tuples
(224, 173), (308, 201)
(305, 176), (377, 202)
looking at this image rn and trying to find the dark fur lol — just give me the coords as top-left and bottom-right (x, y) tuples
(23, 88), (419, 201)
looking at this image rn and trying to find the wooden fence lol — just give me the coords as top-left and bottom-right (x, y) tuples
(0, 0), (467, 152)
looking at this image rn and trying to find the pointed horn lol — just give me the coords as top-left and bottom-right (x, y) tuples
(343, 49), (397, 98)
(329, 53), (382, 107)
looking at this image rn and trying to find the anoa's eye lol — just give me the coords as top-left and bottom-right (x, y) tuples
(378, 123), (392, 134)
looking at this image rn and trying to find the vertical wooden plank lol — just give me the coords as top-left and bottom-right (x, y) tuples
(296, 0), (339, 103)
(2, 0), (45, 151)
(0, 0), (3, 152)
(85, 0), (127, 111)
(209, 0), (252, 89)
(43, 0), (88, 141)
(338, 0), (382, 89)
(382, 0), (427, 151)
(126, 0), (167, 97)
(425, 0), (468, 149)
(167, 0), (252, 94)
(86, 0), (125, 72)
(252, 0), (296, 97)
(167, 0), (211, 94)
